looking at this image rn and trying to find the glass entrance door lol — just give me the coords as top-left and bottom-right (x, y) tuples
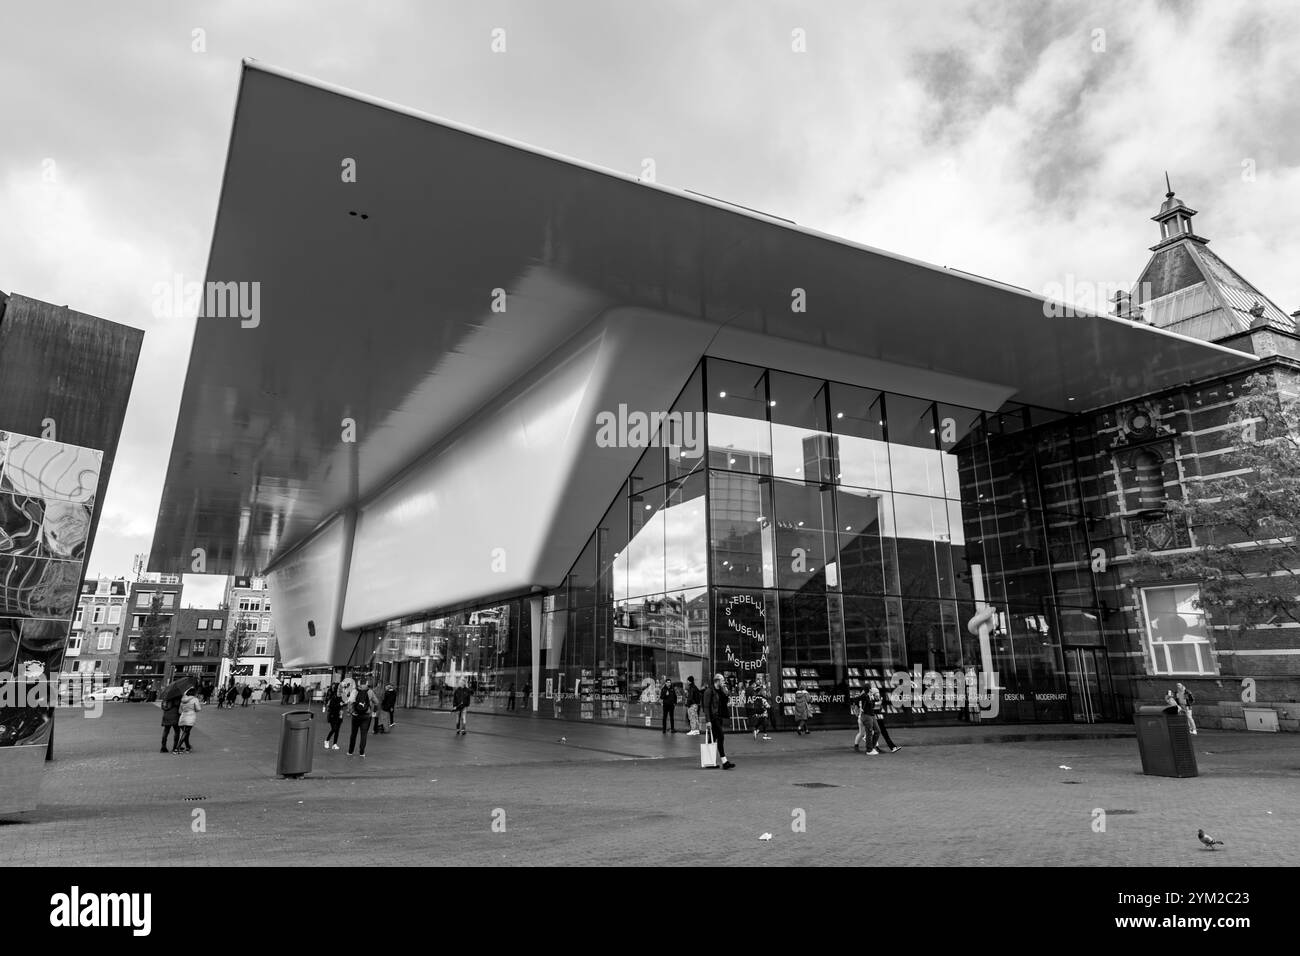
(1065, 647), (1115, 722)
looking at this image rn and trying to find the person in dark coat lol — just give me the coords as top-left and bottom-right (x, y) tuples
(701, 673), (734, 769)
(322, 683), (344, 751)
(659, 679), (678, 734)
(241, 684), (252, 707)
(381, 684), (397, 729)
(452, 679), (471, 735)
(160, 695), (182, 753)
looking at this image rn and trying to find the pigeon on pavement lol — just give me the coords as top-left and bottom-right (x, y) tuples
(1197, 829), (1224, 849)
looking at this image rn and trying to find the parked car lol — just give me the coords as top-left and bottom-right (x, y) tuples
(84, 685), (126, 702)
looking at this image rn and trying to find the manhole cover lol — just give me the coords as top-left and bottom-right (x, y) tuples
(181, 796), (208, 802)
(792, 782), (839, 789)
(1106, 809), (1138, 815)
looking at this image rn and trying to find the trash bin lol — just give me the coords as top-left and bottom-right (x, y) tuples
(1134, 704), (1198, 778)
(277, 710), (315, 778)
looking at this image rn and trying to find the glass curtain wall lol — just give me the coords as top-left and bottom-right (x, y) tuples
(365, 357), (1105, 729)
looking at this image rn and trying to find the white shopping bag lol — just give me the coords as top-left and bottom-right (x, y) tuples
(700, 723), (719, 768)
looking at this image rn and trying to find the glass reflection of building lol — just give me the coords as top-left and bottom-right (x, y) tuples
(366, 358), (1113, 728)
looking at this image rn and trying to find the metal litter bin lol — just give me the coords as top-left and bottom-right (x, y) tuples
(277, 710), (315, 778)
(1134, 704), (1198, 778)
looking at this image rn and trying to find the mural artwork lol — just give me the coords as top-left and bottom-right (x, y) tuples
(0, 430), (103, 747)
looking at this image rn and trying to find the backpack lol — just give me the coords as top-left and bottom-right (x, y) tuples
(353, 691), (372, 716)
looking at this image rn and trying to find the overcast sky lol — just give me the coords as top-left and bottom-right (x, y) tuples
(3, 0), (1298, 598)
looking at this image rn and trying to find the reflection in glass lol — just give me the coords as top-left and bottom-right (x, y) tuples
(887, 394), (946, 497)
(664, 474), (707, 592)
(769, 371), (833, 483)
(706, 360), (771, 475)
(710, 472), (775, 588)
(836, 487), (899, 597)
(771, 479), (837, 591)
(828, 383), (889, 491)
(892, 493), (955, 599)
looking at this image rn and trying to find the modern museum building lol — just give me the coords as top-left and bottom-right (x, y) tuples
(151, 61), (1254, 730)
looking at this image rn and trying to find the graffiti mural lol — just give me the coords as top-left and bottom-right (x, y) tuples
(0, 430), (103, 746)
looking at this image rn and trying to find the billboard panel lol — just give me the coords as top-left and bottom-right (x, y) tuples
(0, 430), (103, 747)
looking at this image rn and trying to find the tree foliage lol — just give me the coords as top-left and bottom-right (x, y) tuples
(134, 593), (171, 660)
(1141, 372), (1300, 628)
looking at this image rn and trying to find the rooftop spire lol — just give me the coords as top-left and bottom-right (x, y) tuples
(1164, 171), (1173, 199)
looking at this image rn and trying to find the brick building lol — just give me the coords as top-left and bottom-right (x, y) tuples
(975, 183), (1300, 731)
(166, 608), (226, 687)
(65, 577), (129, 683)
(117, 575), (183, 687)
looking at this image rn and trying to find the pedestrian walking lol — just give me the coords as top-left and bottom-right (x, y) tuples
(685, 675), (702, 735)
(659, 678), (678, 734)
(506, 682), (516, 711)
(347, 679), (379, 757)
(750, 690), (772, 740)
(322, 683), (344, 750)
(452, 679), (471, 734)
(160, 695), (181, 753)
(177, 687), (202, 753)
(239, 684), (250, 707)
(853, 686), (899, 755)
(226, 684), (239, 709)
(701, 673), (735, 769)
(793, 687), (812, 735)
(381, 683), (397, 729)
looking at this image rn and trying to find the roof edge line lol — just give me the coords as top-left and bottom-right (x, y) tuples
(239, 59), (1073, 310)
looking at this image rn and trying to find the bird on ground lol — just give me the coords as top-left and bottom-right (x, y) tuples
(1197, 829), (1224, 849)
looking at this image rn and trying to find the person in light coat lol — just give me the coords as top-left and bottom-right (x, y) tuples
(176, 687), (202, 753)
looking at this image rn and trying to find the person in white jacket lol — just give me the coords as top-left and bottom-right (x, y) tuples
(177, 687), (202, 754)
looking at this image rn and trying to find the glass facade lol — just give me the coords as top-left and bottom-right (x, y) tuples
(367, 358), (1114, 728)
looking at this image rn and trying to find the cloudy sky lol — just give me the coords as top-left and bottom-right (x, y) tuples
(3, 0), (1298, 601)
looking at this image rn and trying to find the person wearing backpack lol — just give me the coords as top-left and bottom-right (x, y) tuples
(452, 679), (471, 734)
(347, 679), (379, 757)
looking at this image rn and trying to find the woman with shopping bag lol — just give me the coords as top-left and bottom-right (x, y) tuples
(700, 673), (735, 770)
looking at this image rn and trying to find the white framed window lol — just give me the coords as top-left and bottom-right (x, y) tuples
(74, 607), (84, 627)
(70, 660), (81, 671)
(1140, 584), (1218, 676)
(67, 634), (82, 655)
(197, 618), (208, 630)
(92, 605), (105, 624)
(108, 605), (121, 624)
(131, 615), (145, 630)
(94, 660), (103, 670)
(212, 618), (224, 630)
(255, 638), (268, 655)
(178, 641), (190, 657)
(161, 593), (175, 609)
(260, 615), (271, 632)
(97, 632), (112, 650)
(96, 579), (111, 596)
(136, 591), (154, 607)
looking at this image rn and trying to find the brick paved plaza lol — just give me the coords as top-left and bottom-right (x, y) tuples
(4, 701), (1296, 866)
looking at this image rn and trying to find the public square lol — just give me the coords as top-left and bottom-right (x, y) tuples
(7, 701), (1297, 867)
